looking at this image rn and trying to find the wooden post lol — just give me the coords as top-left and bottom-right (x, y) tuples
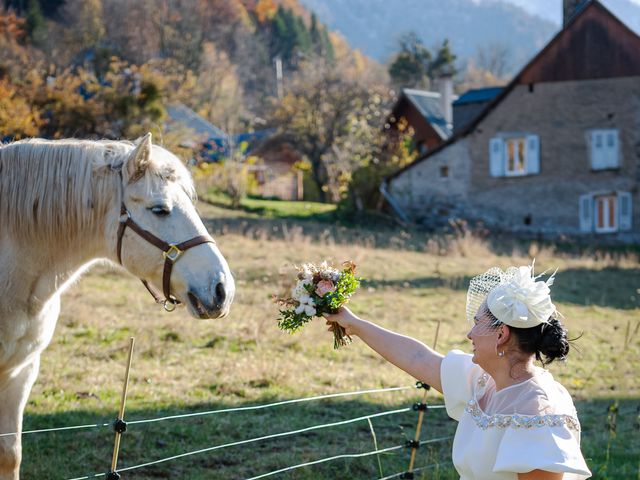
(404, 321), (440, 479)
(107, 337), (135, 480)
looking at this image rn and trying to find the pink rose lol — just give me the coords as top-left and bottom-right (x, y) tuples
(315, 279), (335, 297)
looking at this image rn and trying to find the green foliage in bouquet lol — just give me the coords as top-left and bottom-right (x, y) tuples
(275, 261), (360, 349)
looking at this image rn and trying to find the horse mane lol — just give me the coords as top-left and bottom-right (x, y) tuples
(0, 138), (195, 245)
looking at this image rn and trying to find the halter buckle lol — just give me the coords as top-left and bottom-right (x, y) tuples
(163, 298), (178, 312)
(163, 244), (183, 262)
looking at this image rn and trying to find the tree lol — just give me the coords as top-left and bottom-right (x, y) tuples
(0, 79), (41, 138)
(388, 32), (432, 88)
(430, 39), (457, 78)
(309, 12), (334, 61)
(270, 6), (310, 68)
(101, 0), (161, 64)
(148, 0), (205, 71)
(0, 6), (40, 78)
(190, 41), (244, 133)
(24, 0), (46, 45)
(457, 62), (504, 92)
(270, 59), (396, 203)
(57, 0), (105, 53)
(476, 42), (511, 78)
(254, 0), (277, 24)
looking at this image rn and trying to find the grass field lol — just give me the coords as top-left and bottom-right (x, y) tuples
(20, 201), (640, 479)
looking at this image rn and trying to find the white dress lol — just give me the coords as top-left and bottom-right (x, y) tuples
(440, 350), (591, 479)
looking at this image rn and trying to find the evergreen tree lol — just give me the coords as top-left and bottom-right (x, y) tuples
(310, 12), (320, 46)
(430, 39), (457, 78)
(309, 12), (334, 61)
(388, 32), (432, 88)
(320, 28), (334, 62)
(25, 0), (46, 45)
(270, 6), (311, 68)
(293, 15), (311, 54)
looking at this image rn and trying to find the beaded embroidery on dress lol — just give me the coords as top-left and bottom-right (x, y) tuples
(465, 372), (581, 431)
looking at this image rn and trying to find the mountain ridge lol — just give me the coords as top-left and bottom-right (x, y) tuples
(299, 0), (640, 74)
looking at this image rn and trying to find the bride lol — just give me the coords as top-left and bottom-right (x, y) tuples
(325, 264), (591, 480)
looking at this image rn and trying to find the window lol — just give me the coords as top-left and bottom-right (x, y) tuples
(589, 129), (619, 170)
(440, 166), (449, 178)
(505, 138), (527, 176)
(579, 192), (633, 233)
(489, 134), (539, 177)
(594, 195), (617, 233)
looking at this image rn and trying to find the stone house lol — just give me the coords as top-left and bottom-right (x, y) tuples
(386, 0), (640, 241)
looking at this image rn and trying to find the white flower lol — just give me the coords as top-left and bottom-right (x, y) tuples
(295, 304), (305, 314)
(304, 305), (316, 316)
(298, 294), (311, 304)
(292, 281), (311, 300)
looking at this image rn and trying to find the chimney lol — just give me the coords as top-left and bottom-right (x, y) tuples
(435, 74), (453, 128)
(563, 0), (588, 26)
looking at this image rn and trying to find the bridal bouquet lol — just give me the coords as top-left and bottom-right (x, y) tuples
(275, 261), (360, 349)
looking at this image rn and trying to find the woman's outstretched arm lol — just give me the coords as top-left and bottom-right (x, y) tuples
(325, 307), (443, 393)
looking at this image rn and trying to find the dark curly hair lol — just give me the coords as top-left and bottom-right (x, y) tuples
(485, 308), (570, 366)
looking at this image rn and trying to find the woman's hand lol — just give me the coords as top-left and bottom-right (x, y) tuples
(324, 306), (361, 337)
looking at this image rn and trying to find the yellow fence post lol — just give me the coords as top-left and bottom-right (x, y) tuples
(401, 321), (440, 479)
(107, 337), (135, 480)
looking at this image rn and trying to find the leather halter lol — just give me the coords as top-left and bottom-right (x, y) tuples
(116, 203), (216, 311)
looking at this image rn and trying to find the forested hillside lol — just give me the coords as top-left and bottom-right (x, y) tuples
(0, 0), (369, 138)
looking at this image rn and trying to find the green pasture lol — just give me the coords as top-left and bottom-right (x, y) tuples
(21, 202), (640, 479)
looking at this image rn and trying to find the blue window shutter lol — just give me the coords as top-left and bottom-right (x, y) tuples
(489, 138), (504, 177)
(579, 194), (593, 233)
(526, 135), (540, 175)
(618, 191), (632, 231)
(590, 131), (606, 170)
(608, 130), (620, 168)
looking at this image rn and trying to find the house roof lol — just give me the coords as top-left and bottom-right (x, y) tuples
(166, 103), (227, 139)
(453, 87), (504, 106)
(401, 88), (452, 139)
(386, 0), (640, 182)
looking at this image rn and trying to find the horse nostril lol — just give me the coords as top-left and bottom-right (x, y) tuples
(214, 282), (226, 307)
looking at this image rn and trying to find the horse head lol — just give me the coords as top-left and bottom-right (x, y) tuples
(114, 133), (235, 319)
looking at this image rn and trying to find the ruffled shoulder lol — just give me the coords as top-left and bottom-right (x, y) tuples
(440, 349), (484, 421)
(488, 372), (591, 477)
(493, 418), (591, 477)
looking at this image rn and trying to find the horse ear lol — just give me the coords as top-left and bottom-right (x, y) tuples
(126, 133), (152, 182)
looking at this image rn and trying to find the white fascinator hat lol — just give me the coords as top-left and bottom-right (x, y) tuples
(466, 262), (557, 329)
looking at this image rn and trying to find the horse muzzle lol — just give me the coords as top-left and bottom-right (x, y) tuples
(187, 281), (233, 319)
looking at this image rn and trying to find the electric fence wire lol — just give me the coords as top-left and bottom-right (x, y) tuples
(66, 406), (415, 480)
(0, 385), (420, 438)
(243, 435), (454, 480)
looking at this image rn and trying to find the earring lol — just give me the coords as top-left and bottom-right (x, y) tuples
(498, 350), (505, 357)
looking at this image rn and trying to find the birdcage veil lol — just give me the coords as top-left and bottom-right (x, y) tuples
(466, 263), (557, 336)
(466, 267), (518, 335)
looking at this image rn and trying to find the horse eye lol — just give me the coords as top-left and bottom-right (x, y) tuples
(150, 205), (171, 216)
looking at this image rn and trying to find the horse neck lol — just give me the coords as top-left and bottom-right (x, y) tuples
(3, 194), (119, 315)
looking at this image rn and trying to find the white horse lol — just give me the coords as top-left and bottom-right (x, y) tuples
(0, 134), (235, 479)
